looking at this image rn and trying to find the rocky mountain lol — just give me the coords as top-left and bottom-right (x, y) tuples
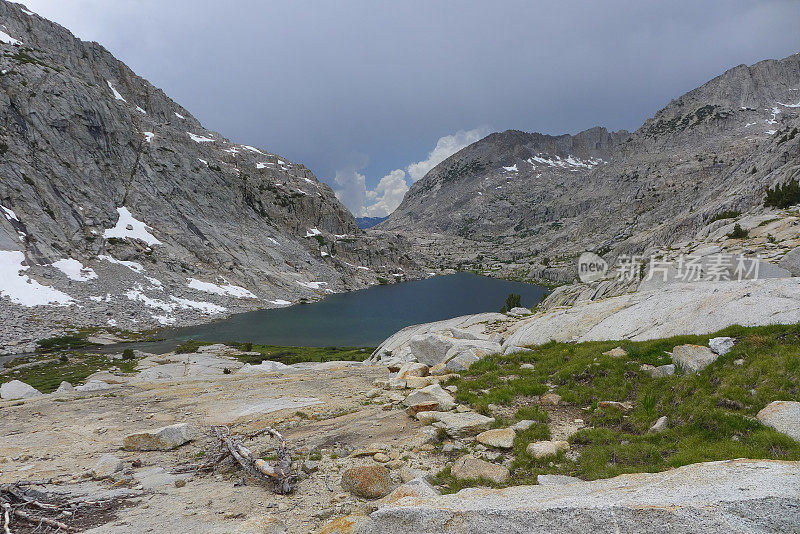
(0, 1), (421, 351)
(382, 53), (800, 282)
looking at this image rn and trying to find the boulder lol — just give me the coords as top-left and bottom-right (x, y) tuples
(507, 307), (533, 317)
(778, 246), (800, 276)
(503, 345), (531, 356)
(649, 416), (669, 433)
(92, 453), (124, 479)
(511, 420), (537, 432)
(408, 333), (455, 366)
(671, 344), (718, 372)
(445, 349), (480, 372)
(644, 364), (675, 377)
(405, 401), (440, 417)
(540, 393), (561, 406)
(340, 465), (392, 499)
(75, 380), (112, 392)
(402, 384), (455, 411)
(476, 428), (515, 449)
(451, 455), (509, 484)
(384, 477), (440, 504)
(397, 362), (429, 379)
(526, 440), (569, 459)
(432, 412), (495, 438)
(708, 337), (735, 355)
(404, 376), (439, 389)
(0, 380), (42, 400)
(123, 423), (196, 451)
(757, 401), (800, 441)
(358, 460), (800, 533)
(55, 381), (74, 393)
(602, 347), (627, 357)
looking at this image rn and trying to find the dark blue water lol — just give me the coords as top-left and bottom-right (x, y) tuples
(161, 273), (546, 348)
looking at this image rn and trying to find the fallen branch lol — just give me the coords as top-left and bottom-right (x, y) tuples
(1, 483), (76, 533)
(211, 426), (297, 494)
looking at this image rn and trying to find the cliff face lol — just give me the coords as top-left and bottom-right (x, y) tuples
(0, 1), (420, 348)
(382, 53), (800, 274)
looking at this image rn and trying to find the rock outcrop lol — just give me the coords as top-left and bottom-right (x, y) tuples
(357, 460), (800, 534)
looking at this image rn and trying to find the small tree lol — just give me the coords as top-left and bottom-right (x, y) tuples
(500, 293), (522, 313)
(727, 223), (748, 239)
(122, 348), (135, 360)
(764, 178), (800, 209)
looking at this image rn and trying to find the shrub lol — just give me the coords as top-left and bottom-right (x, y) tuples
(500, 293), (521, 313)
(122, 348), (135, 360)
(764, 178), (800, 209)
(707, 210), (741, 224)
(727, 224), (748, 239)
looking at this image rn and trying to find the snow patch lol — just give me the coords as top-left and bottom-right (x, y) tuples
(1, 205), (19, 222)
(188, 132), (215, 143)
(305, 228), (322, 237)
(296, 280), (327, 290)
(107, 81), (126, 102)
(169, 296), (226, 314)
(0, 30), (22, 46)
(502, 164), (518, 172)
(777, 101), (800, 108)
(174, 112), (186, 119)
(98, 255), (144, 273)
(269, 299), (292, 306)
(143, 132), (155, 143)
(136, 106), (147, 115)
(103, 207), (161, 246)
(198, 158), (208, 166)
(53, 258), (98, 282)
(0, 251), (73, 306)
(766, 130), (777, 135)
(187, 278), (256, 299)
(527, 154), (602, 169)
(241, 145), (265, 155)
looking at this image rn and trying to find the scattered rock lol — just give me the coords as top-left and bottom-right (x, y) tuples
(405, 401), (440, 417)
(476, 428), (516, 449)
(734, 358), (745, 366)
(340, 465), (393, 499)
(123, 423), (196, 451)
(540, 393), (562, 406)
(708, 337), (735, 355)
(641, 363), (675, 377)
(520, 363), (535, 370)
(451, 455), (509, 484)
(303, 460), (319, 474)
(92, 453), (124, 479)
(671, 344), (718, 372)
(402, 384), (455, 411)
(0, 380), (42, 400)
(431, 412), (495, 438)
(174, 478), (187, 488)
(598, 400), (632, 412)
(757, 401), (800, 441)
(649, 416), (668, 433)
(602, 347), (628, 357)
(511, 420), (537, 432)
(526, 440), (569, 459)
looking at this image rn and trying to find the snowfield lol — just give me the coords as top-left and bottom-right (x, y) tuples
(52, 258), (98, 282)
(0, 251), (73, 307)
(187, 278), (257, 299)
(103, 207), (162, 246)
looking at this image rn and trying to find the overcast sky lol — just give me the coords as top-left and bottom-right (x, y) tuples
(21, 0), (800, 216)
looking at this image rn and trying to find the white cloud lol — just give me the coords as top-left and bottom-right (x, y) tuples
(365, 169), (409, 217)
(406, 128), (488, 182)
(333, 127), (488, 218)
(333, 166), (367, 217)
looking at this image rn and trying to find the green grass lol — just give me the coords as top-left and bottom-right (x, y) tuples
(173, 339), (373, 364)
(443, 323), (800, 486)
(36, 335), (98, 353)
(226, 343), (374, 365)
(0, 352), (140, 393)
